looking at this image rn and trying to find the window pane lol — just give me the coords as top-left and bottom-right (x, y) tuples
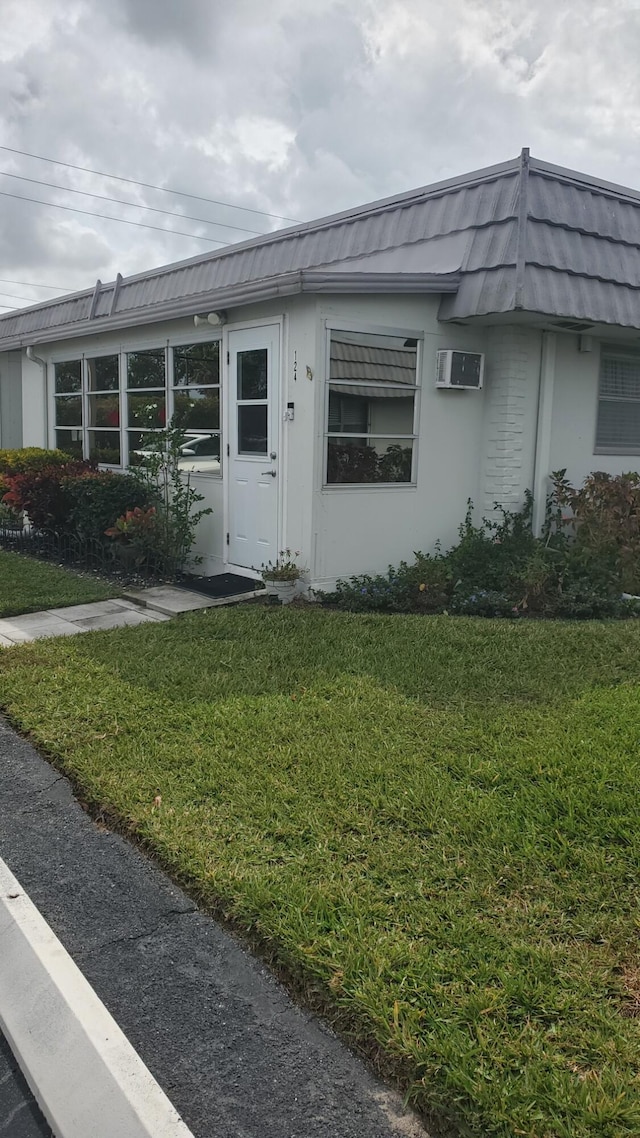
(330, 333), (417, 386)
(327, 438), (414, 484)
(237, 349), (267, 400)
(127, 393), (166, 429)
(328, 389), (415, 435)
(88, 355), (119, 392)
(127, 349), (165, 389)
(88, 431), (121, 465)
(596, 399), (640, 451)
(88, 394), (120, 428)
(54, 360), (81, 394)
(55, 395), (82, 426)
(173, 388), (220, 431)
(238, 404), (267, 454)
(173, 342), (219, 386)
(128, 430), (163, 463)
(55, 429), (83, 458)
(177, 433), (221, 475)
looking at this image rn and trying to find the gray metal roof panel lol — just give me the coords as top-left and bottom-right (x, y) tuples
(528, 172), (640, 247)
(522, 267), (640, 329)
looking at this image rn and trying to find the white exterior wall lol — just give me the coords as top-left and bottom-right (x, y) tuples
(310, 295), (488, 586)
(547, 333), (640, 486)
(0, 351), (23, 448)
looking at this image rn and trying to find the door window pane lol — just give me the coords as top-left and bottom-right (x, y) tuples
(88, 355), (119, 392)
(173, 342), (219, 386)
(237, 349), (267, 400)
(55, 395), (82, 426)
(54, 361), (81, 394)
(88, 431), (121, 465)
(127, 349), (165, 389)
(238, 404), (267, 454)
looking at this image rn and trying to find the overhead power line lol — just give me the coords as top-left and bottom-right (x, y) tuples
(0, 290), (47, 303)
(0, 187), (230, 243)
(0, 277), (74, 291)
(0, 144), (300, 224)
(0, 170), (266, 237)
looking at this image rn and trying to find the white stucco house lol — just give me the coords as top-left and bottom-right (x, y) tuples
(1, 147), (640, 588)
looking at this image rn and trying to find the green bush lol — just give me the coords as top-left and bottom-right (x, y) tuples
(0, 447), (72, 476)
(2, 462), (157, 544)
(2, 461), (97, 534)
(0, 447), (73, 497)
(63, 471), (156, 542)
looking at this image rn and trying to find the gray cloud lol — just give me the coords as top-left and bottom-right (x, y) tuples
(0, 0), (640, 305)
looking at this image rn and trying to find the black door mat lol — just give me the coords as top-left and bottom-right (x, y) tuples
(178, 572), (264, 599)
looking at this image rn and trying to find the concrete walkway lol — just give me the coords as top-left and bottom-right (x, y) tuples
(0, 583), (261, 646)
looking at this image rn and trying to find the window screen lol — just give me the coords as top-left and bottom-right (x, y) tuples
(596, 350), (640, 453)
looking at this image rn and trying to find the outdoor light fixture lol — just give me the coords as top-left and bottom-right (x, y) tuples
(193, 311), (228, 328)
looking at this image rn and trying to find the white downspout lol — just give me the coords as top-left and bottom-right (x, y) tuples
(531, 331), (557, 535)
(25, 346), (49, 446)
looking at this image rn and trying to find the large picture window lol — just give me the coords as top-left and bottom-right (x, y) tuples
(325, 330), (418, 484)
(50, 340), (222, 474)
(596, 347), (640, 454)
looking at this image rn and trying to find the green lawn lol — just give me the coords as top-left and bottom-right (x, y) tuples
(1, 607), (640, 1137)
(0, 550), (119, 617)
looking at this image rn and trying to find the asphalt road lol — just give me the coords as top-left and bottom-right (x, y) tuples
(0, 1032), (52, 1138)
(0, 716), (429, 1138)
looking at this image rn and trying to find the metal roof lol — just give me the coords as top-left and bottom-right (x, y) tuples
(5, 149), (640, 347)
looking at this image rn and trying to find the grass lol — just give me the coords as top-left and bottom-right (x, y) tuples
(1, 606), (640, 1136)
(0, 550), (118, 617)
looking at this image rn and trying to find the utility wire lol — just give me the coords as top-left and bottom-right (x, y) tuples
(0, 188), (231, 243)
(0, 144), (300, 224)
(0, 290), (47, 303)
(0, 170), (267, 236)
(0, 277), (74, 291)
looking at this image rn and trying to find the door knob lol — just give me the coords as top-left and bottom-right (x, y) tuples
(261, 469), (277, 477)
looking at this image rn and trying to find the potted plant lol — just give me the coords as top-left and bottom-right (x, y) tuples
(260, 549), (305, 604)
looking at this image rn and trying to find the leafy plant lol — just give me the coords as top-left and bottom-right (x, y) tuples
(2, 460), (97, 534)
(261, 549), (305, 582)
(105, 507), (160, 569)
(132, 425), (212, 575)
(550, 469), (640, 594)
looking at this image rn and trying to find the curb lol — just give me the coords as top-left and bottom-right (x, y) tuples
(0, 857), (194, 1138)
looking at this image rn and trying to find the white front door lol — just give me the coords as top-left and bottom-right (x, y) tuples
(227, 325), (280, 570)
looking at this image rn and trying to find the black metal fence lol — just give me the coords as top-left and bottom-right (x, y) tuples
(0, 520), (167, 585)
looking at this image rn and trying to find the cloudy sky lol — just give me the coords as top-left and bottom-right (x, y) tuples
(1, 0), (640, 311)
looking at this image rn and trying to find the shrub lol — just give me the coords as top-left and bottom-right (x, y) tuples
(551, 469), (640, 594)
(2, 461), (97, 534)
(105, 507), (160, 570)
(63, 471), (156, 542)
(0, 447), (72, 498)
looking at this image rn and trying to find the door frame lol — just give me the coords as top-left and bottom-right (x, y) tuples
(222, 316), (285, 574)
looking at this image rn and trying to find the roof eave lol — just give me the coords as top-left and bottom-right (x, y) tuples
(0, 271), (460, 352)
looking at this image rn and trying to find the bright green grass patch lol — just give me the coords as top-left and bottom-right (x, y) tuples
(0, 550), (118, 617)
(1, 608), (640, 1136)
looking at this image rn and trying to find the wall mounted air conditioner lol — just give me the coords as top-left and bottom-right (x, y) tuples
(436, 350), (484, 390)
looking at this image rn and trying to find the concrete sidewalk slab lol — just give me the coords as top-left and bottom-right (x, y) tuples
(124, 584), (261, 614)
(0, 717), (429, 1138)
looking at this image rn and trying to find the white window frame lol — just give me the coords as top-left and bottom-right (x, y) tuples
(595, 344), (640, 456)
(322, 322), (422, 489)
(49, 333), (223, 476)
